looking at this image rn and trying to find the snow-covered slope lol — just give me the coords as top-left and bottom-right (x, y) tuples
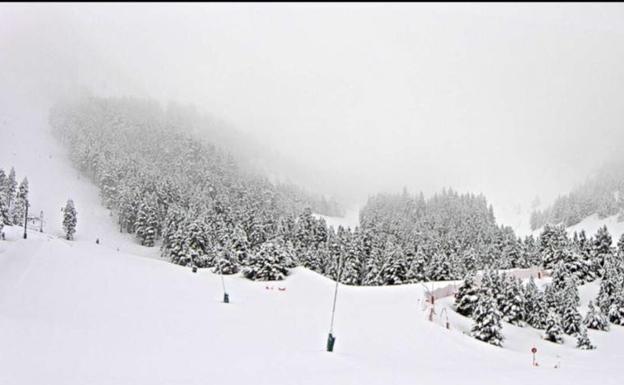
(313, 205), (361, 230)
(0, 94), (158, 258)
(532, 213), (624, 242)
(1, 90), (622, 385)
(566, 214), (624, 242)
(1, 225), (622, 385)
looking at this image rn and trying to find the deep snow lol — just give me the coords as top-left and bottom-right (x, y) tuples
(1, 225), (623, 385)
(1, 92), (623, 385)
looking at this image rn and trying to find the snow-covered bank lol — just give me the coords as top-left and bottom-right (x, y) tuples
(1, 225), (622, 385)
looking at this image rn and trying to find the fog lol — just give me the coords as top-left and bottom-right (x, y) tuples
(3, 3), (624, 229)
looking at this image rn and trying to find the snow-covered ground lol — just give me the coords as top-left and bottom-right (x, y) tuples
(566, 213), (624, 242)
(0, 95), (159, 259)
(531, 213), (624, 243)
(313, 206), (361, 230)
(1, 225), (623, 385)
(1, 90), (623, 385)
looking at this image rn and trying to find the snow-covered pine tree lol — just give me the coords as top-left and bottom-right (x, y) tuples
(0, 169), (6, 200)
(576, 325), (596, 350)
(340, 237), (362, 285)
(231, 224), (251, 265)
(406, 248), (427, 283)
(166, 227), (188, 266)
(184, 219), (211, 267)
(550, 261), (568, 292)
(294, 207), (317, 250)
(161, 205), (185, 254)
(523, 276), (546, 329)
(501, 276), (525, 326)
(592, 225), (613, 277)
(543, 310), (564, 344)
(460, 248), (478, 275)
(481, 269), (505, 309)
(534, 295), (549, 330)
(539, 224), (569, 269)
(523, 235), (542, 267)
(0, 169), (9, 226)
(561, 247), (588, 284)
(300, 245), (324, 274)
(135, 196), (159, 247)
(62, 199), (77, 240)
(242, 241), (290, 281)
(426, 252), (452, 281)
(362, 246), (384, 286)
(324, 228), (342, 281)
(597, 257), (621, 314)
(118, 185), (140, 233)
(212, 247), (240, 275)
(281, 239), (298, 269)
(583, 300), (609, 331)
(99, 168), (118, 210)
(6, 167), (17, 214)
(607, 288), (624, 325)
(0, 195), (8, 230)
(12, 177), (28, 226)
(454, 271), (479, 317)
(560, 293), (583, 335)
(379, 241), (408, 285)
(618, 233), (624, 259)
(470, 288), (504, 347)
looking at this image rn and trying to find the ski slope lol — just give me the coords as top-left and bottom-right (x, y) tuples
(1, 224), (623, 385)
(0, 94), (159, 259)
(1, 91), (622, 385)
(566, 213), (624, 242)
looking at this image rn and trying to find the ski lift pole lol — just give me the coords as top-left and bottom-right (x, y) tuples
(327, 252), (343, 352)
(23, 200), (29, 239)
(219, 257), (229, 303)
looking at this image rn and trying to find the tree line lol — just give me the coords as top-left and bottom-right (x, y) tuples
(49, 97), (624, 290)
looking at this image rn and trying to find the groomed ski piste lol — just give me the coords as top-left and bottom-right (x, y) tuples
(1, 101), (623, 385)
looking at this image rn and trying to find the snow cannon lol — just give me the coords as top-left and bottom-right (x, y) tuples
(327, 333), (336, 352)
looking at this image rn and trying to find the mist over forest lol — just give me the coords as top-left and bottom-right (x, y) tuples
(4, 3), (624, 234)
(4, 4), (624, 385)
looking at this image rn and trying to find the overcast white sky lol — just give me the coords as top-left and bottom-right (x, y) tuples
(2, 3), (624, 229)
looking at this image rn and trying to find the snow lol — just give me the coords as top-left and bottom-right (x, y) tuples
(1, 86), (622, 385)
(313, 206), (360, 230)
(0, 95), (159, 259)
(566, 213), (624, 242)
(532, 213), (624, 243)
(1, 224), (623, 385)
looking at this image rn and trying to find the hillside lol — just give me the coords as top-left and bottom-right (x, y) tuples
(530, 161), (624, 231)
(1, 224), (623, 385)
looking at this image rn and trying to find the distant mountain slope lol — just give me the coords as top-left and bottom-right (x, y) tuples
(530, 161), (624, 230)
